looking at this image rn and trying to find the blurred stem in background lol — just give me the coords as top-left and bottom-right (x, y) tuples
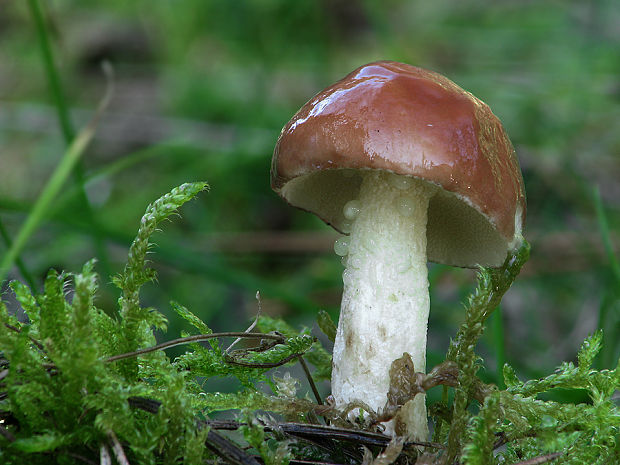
(592, 186), (620, 369)
(593, 187), (620, 283)
(27, 0), (74, 143)
(0, 125), (96, 284)
(0, 193), (322, 314)
(25, 0), (112, 283)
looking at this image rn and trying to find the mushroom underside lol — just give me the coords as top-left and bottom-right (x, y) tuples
(278, 168), (509, 267)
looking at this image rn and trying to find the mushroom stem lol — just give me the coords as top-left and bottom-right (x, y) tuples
(332, 171), (436, 440)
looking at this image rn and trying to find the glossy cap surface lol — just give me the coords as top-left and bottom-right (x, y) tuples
(271, 61), (526, 267)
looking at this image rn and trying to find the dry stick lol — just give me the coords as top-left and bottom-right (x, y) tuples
(4, 322), (46, 351)
(99, 443), (112, 465)
(298, 355), (323, 405)
(124, 397), (262, 465)
(28, 331), (291, 375)
(128, 396), (443, 451)
(204, 430), (262, 465)
(493, 429), (541, 451)
(224, 352), (304, 369)
(107, 430), (130, 465)
(127, 398), (444, 462)
(105, 332), (285, 363)
(203, 419), (445, 450)
(226, 292), (322, 398)
(226, 291), (262, 355)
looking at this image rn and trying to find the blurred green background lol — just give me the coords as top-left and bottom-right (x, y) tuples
(1, 0), (619, 395)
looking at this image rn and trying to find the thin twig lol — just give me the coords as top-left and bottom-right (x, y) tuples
(127, 396), (161, 413)
(205, 430), (262, 465)
(203, 419), (445, 450)
(105, 331), (285, 363)
(100, 443), (112, 465)
(493, 429), (539, 450)
(224, 352), (303, 369)
(226, 291), (263, 354)
(127, 397), (444, 460)
(298, 355), (323, 405)
(107, 430), (129, 465)
(4, 322), (46, 351)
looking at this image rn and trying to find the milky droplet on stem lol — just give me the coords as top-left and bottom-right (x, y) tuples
(343, 200), (361, 220)
(334, 236), (350, 256)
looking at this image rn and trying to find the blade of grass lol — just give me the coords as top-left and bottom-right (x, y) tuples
(0, 124), (96, 284)
(51, 144), (199, 216)
(154, 236), (320, 313)
(592, 187), (620, 284)
(26, 0), (112, 278)
(1, 197), (322, 312)
(27, 0), (74, 142)
(592, 186), (620, 367)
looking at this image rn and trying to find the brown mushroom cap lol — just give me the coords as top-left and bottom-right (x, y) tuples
(271, 61), (526, 267)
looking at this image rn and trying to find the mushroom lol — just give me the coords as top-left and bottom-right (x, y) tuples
(270, 61), (526, 439)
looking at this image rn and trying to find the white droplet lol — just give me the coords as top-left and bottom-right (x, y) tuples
(343, 200), (361, 220)
(341, 220), (352, 234)
(341, 256), (348, 267)
(334, 236), (350, 256)
(388, 174), (414, 190)
(396, 195), (415, 217)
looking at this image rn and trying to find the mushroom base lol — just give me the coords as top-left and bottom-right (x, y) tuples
(332, 171), (435, 440)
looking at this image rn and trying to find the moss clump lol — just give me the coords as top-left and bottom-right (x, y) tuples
(0, 184), (618, 464)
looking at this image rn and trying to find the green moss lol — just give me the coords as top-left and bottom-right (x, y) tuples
(1, 190), (618, 464)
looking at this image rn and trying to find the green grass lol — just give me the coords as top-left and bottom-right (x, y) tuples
(26, 0), (111, 277)
(0, 121), (96, 283)
(593, 186), (620, 369)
